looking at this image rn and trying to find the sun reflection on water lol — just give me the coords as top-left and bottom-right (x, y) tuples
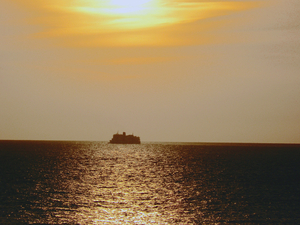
(57, 143), (205, 224)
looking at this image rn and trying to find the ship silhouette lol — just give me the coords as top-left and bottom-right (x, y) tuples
(109, 132), (141, 144)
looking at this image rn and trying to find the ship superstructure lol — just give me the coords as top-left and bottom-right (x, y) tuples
(109, 132), (141, 144)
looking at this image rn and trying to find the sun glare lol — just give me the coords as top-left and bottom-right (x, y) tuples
(110, 0), (152, 8)
(17, 0), (261, 46)
(108, 0), (154, 14)
(76, 0), (157, 15)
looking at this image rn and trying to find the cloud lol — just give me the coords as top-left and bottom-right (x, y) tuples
(9, 0), (261, 47)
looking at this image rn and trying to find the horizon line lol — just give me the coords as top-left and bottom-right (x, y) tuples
(1, 139), (300, 146)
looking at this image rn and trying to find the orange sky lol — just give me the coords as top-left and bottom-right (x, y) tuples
(1, 0), (299, 142)
(7, 0), (260, 47)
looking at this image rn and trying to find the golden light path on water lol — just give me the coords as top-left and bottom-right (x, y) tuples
(48, 143), (219, 224)
(69, 144), (188, 224)
(14, 0), (260, 46)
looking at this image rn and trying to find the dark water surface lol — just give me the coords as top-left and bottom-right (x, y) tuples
(0, 141), (299, 224)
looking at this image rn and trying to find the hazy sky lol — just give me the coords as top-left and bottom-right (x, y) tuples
(1, 0), (299, 143)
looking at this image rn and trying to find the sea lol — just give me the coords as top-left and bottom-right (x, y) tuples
(0, 140), (299, 224)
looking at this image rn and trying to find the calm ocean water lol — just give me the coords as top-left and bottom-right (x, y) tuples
(0, 141), (299, 224)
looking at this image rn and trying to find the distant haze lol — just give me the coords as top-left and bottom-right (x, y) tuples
(0, 0), (299, 143)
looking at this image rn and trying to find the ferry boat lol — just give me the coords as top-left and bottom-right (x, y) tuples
(109, 132), (141, 144)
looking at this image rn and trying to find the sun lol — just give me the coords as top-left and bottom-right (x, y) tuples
(110, 0), (152, 8)
(76, 0), (158, 15)
(70, 0), (167, 30)
(106, 0), (156, 15)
